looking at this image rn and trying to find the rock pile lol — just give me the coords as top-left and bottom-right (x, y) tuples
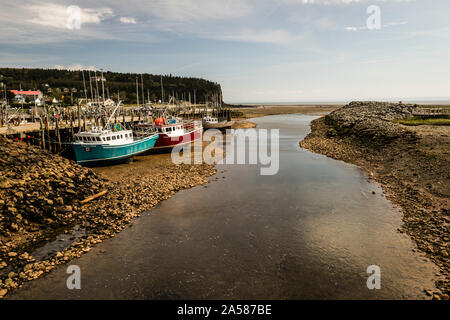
(325, 101), (418, 141)
(0, 137), (105, 236)
(0, 137), (217, 299)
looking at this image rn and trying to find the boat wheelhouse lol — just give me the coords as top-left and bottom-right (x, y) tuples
(203, 116), (219, 124)
(134, 117), (202, 150)
(72, 124), (159, 166)
(202, 116), (234, 130)
(74, 126), (134, 145)
(72, 100), (159, 166)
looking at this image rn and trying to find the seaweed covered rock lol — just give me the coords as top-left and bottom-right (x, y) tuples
(0, 137), (105, 235)
(325, 101), (418, 141)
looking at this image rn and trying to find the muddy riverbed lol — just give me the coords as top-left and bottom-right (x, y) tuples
(9, 114), (437, 299)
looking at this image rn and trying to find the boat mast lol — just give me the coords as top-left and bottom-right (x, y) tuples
(136, 76), (139, 108)
(104, 102), (121, 129)
(160, 75), (164, 104)
(141, 74), (145, 107)
(189, 92), (191, 119)
(94, 70), (100, 106)
(88, 70), (94, 104)
(101, 69), (105, 105)
(81, 70), (89, 131)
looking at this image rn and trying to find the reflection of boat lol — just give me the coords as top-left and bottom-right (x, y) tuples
(134, 117), (202, 151)
(72, 124), (159, 166)
(202, 116), (234, 130)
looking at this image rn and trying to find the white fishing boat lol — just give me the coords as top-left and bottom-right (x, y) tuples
(202, 116), (234, 130)
(72, 102), (159, 166)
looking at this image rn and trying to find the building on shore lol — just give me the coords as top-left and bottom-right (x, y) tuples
(9, 90), (43, 103)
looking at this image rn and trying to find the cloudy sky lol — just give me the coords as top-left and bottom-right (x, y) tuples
(0, 0), (449, 103)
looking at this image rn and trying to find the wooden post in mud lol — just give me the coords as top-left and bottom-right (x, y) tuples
(55, 115), (59, 152)
(45, 115), (50, 151)
(77, 104), (81, 132)
(70, 111), (74, 139)
(39, 117), (45, 149)
(83, 113), (86, 132)
(55, 114), (61, 152)
(80, 190), (108, 205)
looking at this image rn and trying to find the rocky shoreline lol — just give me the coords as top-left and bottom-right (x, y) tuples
(301, 101), (450, 300)
(0, 137), (217, 299)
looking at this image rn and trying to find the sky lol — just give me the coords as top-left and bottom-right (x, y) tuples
(0, 0), (449, 103)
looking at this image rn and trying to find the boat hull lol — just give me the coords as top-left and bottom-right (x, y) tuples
(72, 134), (159, 166)
(153, 127), (202, 150)
(202, 121), (234, 130)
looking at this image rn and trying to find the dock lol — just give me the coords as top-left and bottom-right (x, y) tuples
(412, 107), (450, 118)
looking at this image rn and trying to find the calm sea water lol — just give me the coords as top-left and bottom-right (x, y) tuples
(10, 114), (437, 299)
(233, 98), (450, 105)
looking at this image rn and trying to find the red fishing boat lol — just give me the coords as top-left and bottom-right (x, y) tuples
(134, 117), (203, 150)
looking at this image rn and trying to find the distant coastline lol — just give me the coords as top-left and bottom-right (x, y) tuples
(228, 98), (450, 106)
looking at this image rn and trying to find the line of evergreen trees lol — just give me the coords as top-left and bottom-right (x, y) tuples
(0, 68), (222, 105)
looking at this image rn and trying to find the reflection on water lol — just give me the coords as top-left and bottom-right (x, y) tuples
(11, 114), (437, 300)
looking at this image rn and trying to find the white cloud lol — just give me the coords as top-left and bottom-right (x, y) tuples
(54, 64), (97, 71)
(345, 21), (408, 31)
(120, 17), (137, 24)
(345, 26), (367, 31)
(300, 0), (361, 4)
(385, 21), (408, 27)
(298, 0), (414, 4)
(208, 29), (303, 45)
(28, 3), (114, 29)
(147, 0), (252, 22)
(0, 0), (427, 46)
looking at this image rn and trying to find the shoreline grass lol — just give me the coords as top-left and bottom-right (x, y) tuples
(393, 117), (450, 126)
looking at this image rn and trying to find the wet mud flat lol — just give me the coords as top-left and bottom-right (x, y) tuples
(301, 102), (450, 300)
(0, 138), (216, 299)
(8, 114), (438, 300)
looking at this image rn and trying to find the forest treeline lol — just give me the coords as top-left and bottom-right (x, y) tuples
(0, 68), (222, 104)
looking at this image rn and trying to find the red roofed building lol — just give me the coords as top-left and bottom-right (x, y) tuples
(10, 90), (43, 102)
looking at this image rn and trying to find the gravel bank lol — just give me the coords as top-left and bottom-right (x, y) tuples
(301, 101), (450, 300)
(0, 137), (216, 299)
